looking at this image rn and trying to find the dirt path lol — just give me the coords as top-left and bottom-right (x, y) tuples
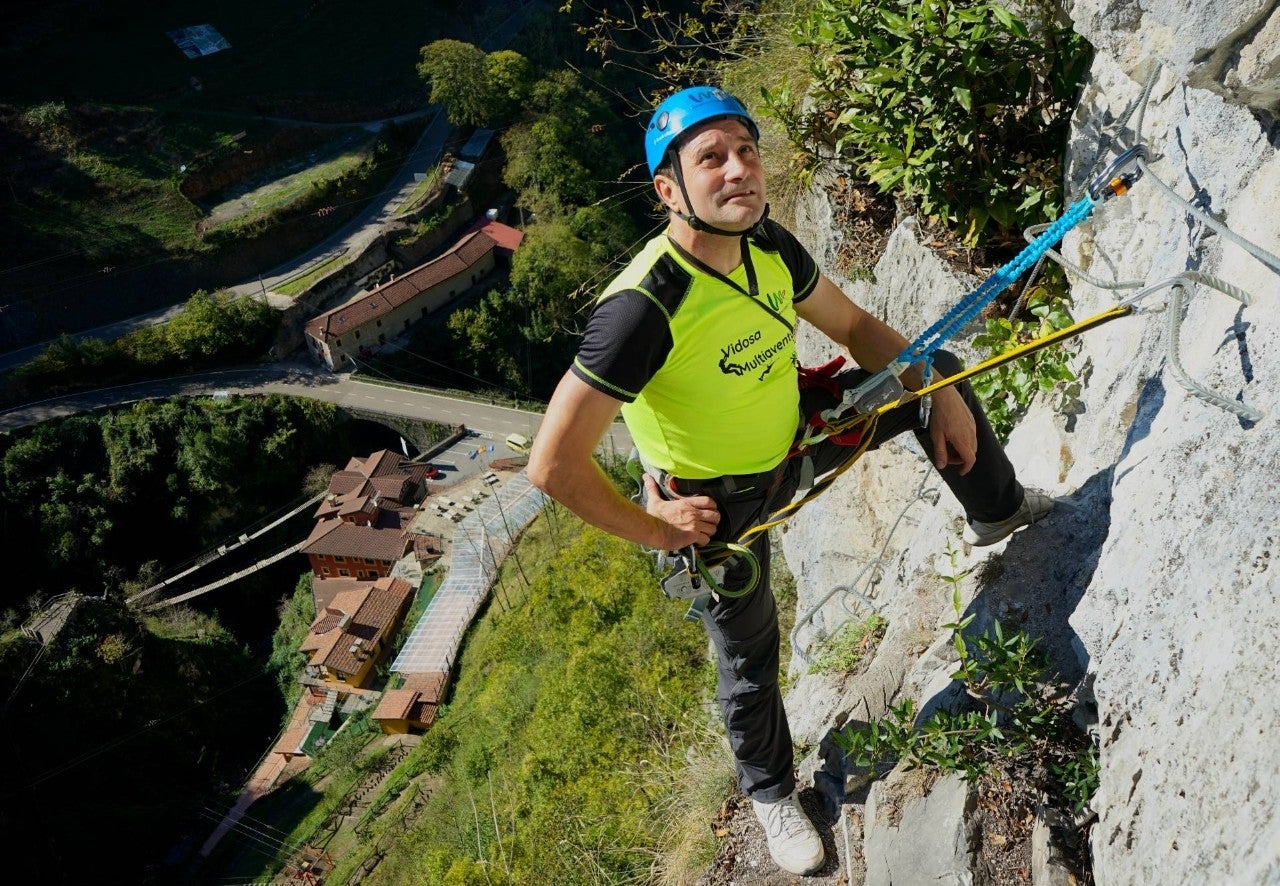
(698, 790), (864, 886)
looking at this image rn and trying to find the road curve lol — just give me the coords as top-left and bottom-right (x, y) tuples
(0, 362), (633, 456)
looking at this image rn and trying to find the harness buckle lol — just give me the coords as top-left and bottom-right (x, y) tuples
(844, 368), (906, 416)
(658, 546), (705, 600)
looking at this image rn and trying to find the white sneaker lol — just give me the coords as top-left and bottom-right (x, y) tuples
(963, 487), (1054, 547)
(752, 791), (825, 875)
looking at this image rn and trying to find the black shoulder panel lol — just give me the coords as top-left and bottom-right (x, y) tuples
(637, 252), (695, 319)
(750, 218), (785, 254)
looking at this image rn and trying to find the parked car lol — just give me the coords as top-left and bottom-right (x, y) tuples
(425, 466), (443, 480)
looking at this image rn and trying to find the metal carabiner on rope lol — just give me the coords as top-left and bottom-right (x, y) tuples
(1088, 145), (1149, 201)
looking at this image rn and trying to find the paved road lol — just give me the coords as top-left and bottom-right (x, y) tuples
(0, 363), (633, 455)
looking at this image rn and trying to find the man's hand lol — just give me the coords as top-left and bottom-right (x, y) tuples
(642, 475), (721, 548)
(926, 387), (978, 474)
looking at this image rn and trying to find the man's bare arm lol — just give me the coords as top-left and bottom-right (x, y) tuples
(528, 372), (720, 548)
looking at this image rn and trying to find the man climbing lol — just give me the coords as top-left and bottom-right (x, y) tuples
(527, 86), (1051, 876)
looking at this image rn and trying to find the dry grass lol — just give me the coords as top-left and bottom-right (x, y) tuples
(649, 728), (739, 886)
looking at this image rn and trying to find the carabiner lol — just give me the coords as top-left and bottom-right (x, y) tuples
(1088, 145), (1149, 202)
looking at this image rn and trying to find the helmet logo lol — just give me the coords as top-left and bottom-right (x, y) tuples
(688, 88), (729, 104)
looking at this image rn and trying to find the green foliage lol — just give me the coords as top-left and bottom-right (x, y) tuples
(365, 513), (714, 884)
(769, 0), (1091, 243)
(500, 69), (630, 214)
(268, 573), (317, 709)
(835, 554), (1098, 811)
(418, 40), (533, 127)
(970, 287), (1079, 442)
(2, 596), (281, 879)
(1050, 742), (1100, 813)
(0, 395), (343, 604)
(8, 289), (278, 402)
(810, 612), (888, 675)
(509, 219), (596, 339)
(310, 708), (377, 777)
(445, 207), (638, 396)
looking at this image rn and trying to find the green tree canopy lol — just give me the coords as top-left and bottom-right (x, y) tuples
(501, 70), (631, 214)
(417, 40), (533, 128)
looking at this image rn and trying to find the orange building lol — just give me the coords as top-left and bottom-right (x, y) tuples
(304, 220), (523, 370)
(371, 672), (448, 735)
(298, 576), (415, 689)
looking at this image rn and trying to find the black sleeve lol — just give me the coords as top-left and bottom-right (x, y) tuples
(758, 218), (820, 302)
(570, 289), (674, 403)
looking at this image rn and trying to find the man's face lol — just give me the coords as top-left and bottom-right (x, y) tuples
(659, 118), (766, 232)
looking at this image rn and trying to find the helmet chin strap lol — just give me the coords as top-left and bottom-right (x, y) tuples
(666, 148), (769, 238)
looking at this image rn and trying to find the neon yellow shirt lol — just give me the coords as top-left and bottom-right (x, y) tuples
(572, 220), (819, 478)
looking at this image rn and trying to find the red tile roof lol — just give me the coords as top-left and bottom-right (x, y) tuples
(312, 577), (364, 611)
(402, 672), (449, 703)
(460, 217), (524, 252)
(299, 577), (414, 679)
(305, 231), (499, 343)
(372, 687), (418, 721)
(328, 470), (366, 495)
(372, 670), (448, 727)
(301, 519), (409, 562)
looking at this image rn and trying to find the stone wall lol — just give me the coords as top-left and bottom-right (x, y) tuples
(782, 3), (1280, 882)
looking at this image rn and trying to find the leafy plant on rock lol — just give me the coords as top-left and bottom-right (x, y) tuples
(970, 286), (1080, 442)
(835, 544), (1098, 811)
(810, 612), (888, 675)
(766, 0), (1091, 244)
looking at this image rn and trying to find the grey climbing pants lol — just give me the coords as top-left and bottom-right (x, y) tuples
(669, 350), (1024, 802)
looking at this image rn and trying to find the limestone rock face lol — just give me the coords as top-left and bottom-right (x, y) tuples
(1069, 0), (1280, 110)
(863, 772), (976, 886)
(783, 12), (1280, 885)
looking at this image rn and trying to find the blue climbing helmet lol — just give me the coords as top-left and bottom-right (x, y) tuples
(645, 86), (760, 178)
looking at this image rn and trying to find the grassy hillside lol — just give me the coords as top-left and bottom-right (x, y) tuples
(196, 505), (739, 885)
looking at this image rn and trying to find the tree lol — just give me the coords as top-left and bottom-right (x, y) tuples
(508, 219), (597, 339)
(418, 41), (532, 128)
(447, 295), (526, 391)
(500, 70), (631, 214)
(484, 50), (534, 124)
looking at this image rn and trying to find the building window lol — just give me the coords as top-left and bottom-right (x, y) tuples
(404, 319), (410, 328)
(364, 557), (375, 564)
(355, 330), (361, 339)
(339, 569), (349, 577)
(334, 555), (345, 563)
(322, 567), (330, 575)
(376, 319), (382, 327)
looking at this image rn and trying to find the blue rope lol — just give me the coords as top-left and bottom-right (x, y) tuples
(891, 195), (1098, 372)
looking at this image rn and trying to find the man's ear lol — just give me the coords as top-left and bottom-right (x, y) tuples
(653, 174), (681, 213)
